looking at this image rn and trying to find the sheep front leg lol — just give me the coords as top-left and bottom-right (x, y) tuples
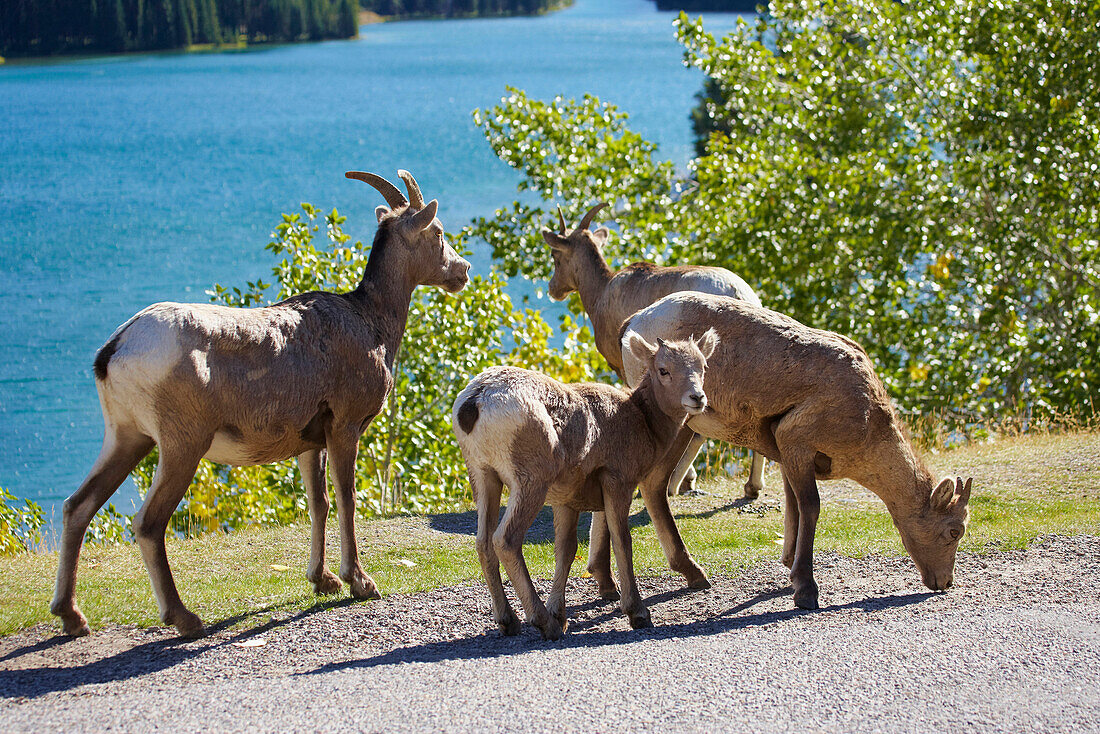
(326, 430), (379, 601)
(602, 478), (651, 629)
(745, 450), (766, 500)
(300, 449), (341, 595)
(640, 428), (710, 589)
(547, 505), (580, 631)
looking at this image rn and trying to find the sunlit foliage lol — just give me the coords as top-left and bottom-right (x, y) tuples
(470, 0), (1100, 427)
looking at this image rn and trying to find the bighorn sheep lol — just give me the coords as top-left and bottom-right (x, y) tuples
(600, 292), (972, 609)
(51, 170), (471, 638)
(452, 331), (717, 639)
(541, 203), (764, 499)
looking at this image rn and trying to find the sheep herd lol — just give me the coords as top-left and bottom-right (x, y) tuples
(51, 171), (972, 640)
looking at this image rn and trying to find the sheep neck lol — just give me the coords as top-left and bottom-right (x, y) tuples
(848, 431), (936, 518)
(627, 373), (686, 462)
(572, 246), (615, 325)
(350, 245), (419, 372)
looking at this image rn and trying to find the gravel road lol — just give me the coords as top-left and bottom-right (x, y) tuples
(1, 535), (1098, 733)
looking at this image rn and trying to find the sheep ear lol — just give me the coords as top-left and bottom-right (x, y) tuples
(408, 199), (438, 232)
(592, 227), (610, 245)
(694, 328), (719, 360)
(542, 229), (569, 251)
(931, 478), (955, 511)
(626, 331), (658, 364)
(957, 477), (973, 506)
(375, 205), (390, 223)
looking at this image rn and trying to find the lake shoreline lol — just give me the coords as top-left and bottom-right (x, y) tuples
(0, 0), (744, 513)
(0, 0), (575, 65)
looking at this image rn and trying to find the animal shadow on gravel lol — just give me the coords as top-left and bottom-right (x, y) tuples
(298, 588), (934, 677)
(428, 507), (653, 543)
(0, 597), (355, 700)
(673, 496), (763, 521)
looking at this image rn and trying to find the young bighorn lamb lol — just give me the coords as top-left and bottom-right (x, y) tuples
(609, 292), (973, 610)
(51, 170), (470, 638)
(452, 331), (717, 639)
(542, 203), (765, 499)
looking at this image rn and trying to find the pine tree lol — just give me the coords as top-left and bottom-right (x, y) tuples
(336, 0), (357, 37)
(96, 0), (128, 50)
(194, 0), (221, 43)
(174, 0), (195, 45)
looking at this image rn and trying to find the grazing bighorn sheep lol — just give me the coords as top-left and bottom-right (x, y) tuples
(51, 170), (471, 638)
(603, 292), (972, 609)
(541, 203), (764, 499)
(452, 331), (717, 639)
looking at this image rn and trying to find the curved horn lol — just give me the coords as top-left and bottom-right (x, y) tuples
(346, 171), (407, 209)
(577, 201), (608, 232)
(397, 169), (425, 209)
(556, 206), (568, 234)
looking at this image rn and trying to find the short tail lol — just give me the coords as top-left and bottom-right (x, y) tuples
(93, 335), (121, 381)
(455, 385), (483, 435)
(92, 312), (141, 381)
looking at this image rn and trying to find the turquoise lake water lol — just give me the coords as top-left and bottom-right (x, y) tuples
(0, 0), (744, 519)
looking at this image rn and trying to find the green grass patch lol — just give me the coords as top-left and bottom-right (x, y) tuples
(2, 430), (1097, 636)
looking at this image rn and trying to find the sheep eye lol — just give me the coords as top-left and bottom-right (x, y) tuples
(658, 368), (670, 377)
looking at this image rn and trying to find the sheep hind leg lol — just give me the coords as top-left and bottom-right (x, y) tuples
(471, 466), (519, 636)
(585, 512), (619, 600)
(546, 505), (580, 631)
(300, 449), (341, 595)
(781, 471), (799, 569)
(493, 480), (560, 640)
(779, 463), (820, 610)
(133, 441), (208, 637)
(51, 427), (155, 636)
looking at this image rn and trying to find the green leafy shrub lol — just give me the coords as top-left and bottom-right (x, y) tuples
(86, 503), (134, 546)
(0, 488), (44, 556)
(468, 0), (1100, 428)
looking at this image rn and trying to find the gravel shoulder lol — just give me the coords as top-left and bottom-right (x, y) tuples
(1, 535), (1098, 733)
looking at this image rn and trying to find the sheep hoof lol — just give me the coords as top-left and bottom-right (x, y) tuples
(629, 611), (653, 630)
(547, 598), (567, 627)
(793, 585), (819, 610)
(170, 609), (206, 638)
(52, 604), (91, 637)
(498, 613), (521, 637)
(742, 481), (761, 500)
(687, 575), (712, 590)
(539, 618), (565, 641)
(597, 587), (621, 602)
(349, 575), (381, 600)
(311, 571), (342, 595)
